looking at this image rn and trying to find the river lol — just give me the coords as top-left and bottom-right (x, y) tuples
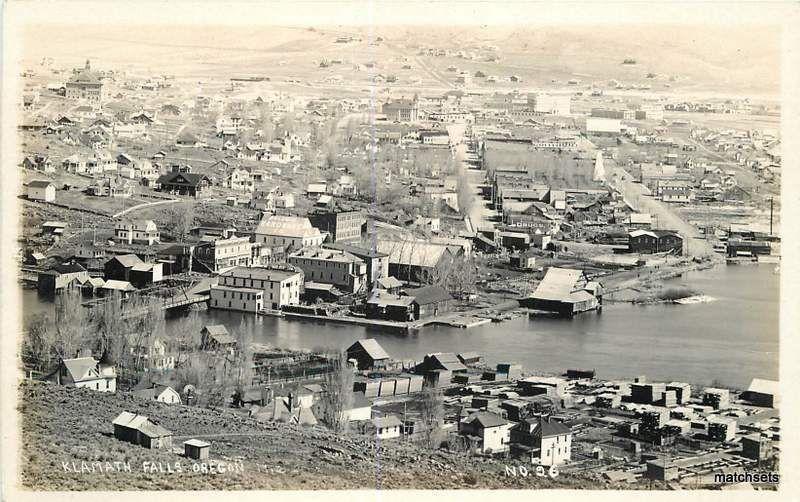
(21, 263), (778, 389)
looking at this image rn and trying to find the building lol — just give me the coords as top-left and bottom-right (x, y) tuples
(133, 384), (182, 404)
(382, 97), (419, 122)
(346, 339), (391, 370)
(325, 243), (389, 288)
(707, 416), (737, 442)
(415, 353), (468, 374)
(103, 254), (144, 282)
(372, 415), (403, 439)
(365, 290), (416, 322)
(37, 262), (90, 295)
(376, 239), (457, 283)
(726, 239), (771, 258)
(155, 171), (211, 197)
(585, 117), (622, 135)
(523, 267), (601, 317)
(628, 230), (684, 255)
(254, 215), (326, 251)
(308, 209), (364, 242)
(184, 439), (211, 460)
(50, 356), (116, 392)
(112, 411), (172, 449)
(741, 434), (773, 461)
(194, 236), (252, 272)
(66, 60), (107, 102)
(210, 265), (303, 312)
(287, 247), (367, 294)
(666, 382), (692, 404)
(114, 220), (160, 245)
(200, 325), (237, 353)
(127, 336), (175, 371)
(741, 378), (779, 408)
(528, 93), (571, 115)
(510, 418), (573, 466)
(27, 180), (56, 202)
(404, 284), (455, 319)
(703, 388), (731, 410)
(459, 412), (512, 454)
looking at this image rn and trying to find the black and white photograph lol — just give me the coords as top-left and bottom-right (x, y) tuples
(1, 1), (797, 498)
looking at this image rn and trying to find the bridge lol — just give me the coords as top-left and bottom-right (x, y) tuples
(82, 277), (214, 316)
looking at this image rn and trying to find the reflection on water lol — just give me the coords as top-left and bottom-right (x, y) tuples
(22, 264), (779, 388)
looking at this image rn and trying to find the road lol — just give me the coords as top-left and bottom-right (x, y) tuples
(611, 165), (714, 257)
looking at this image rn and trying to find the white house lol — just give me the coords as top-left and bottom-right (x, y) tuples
(50, 356), (116, 392)
(133, 384), (182, 404)
(229, 167), (254, 192)
(115, 220), (160, 245)
(459, 412), (512, 454)
(27, 180), (56, 202)
(372, 415), (402, 439)
(511, 418), (572, 466)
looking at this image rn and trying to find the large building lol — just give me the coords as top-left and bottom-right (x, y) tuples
(528, 93), (571, 116)
(209, 265), (303, 312)
(325, 243), (389, 288)
(287, 247), (367, 293)
(522, 267), (602, 317)
(194, 236), (252, 272)
(585, 117), (622, 135)
(382, 97), (420, 122)
(308, 209), (364, 242)
(65, 60), (107, 103)
(254, 215), (326, 251)
(376, 239), (459, 283)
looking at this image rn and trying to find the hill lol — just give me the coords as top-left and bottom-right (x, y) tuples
(17, 381), (606, 490)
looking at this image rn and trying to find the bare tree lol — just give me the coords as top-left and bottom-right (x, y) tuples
(320, 351), (355, 433)
(52, 289), (87, 360)
(420, 385), (445, 449)
(22, 313), (56, 373)
(165, 203), (195, 241)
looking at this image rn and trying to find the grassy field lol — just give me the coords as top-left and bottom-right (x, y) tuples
(17, 380), (615, 490)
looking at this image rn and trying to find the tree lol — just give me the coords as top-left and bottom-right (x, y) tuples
(22, 313), (56, 373)
(420, 385), (445, 449)
(52, 289), (87, 361)
(320, 351), (355, 433)
(165, 203), (194, 241)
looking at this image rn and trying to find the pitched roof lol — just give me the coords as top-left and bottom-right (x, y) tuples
(532, 267), (584, 302)
(112, 411), (149, 428)
(155, 172), (208, 187)
(202, 324), (229, 336)
(747, 378), (779, 396)
(372, 415), (403, 428)
(102, 280), (136, 291)
(109, 254), (144, 268)
(62, 357), (100, 382)
(426, 352), (467, 372)
(376, 239), (451, 268)
(255, 215), (321, 239)
(28, 180), (54, 188)
(537, 420), (572, 437)
(347, 339), (390, 361)
(183, 439), (210, 448)
(464, 411), (508, 429)
(405, 285), (453, 305)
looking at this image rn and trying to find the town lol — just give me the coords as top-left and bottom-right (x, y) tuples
(15, 25), (781, 491)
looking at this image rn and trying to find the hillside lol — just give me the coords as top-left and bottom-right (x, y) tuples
(17, 381), (610, 490)
(19, 24), (779, 96)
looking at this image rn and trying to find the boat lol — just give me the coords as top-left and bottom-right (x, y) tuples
(674, 295), (716, 305)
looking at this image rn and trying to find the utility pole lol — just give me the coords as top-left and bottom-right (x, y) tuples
(769, 196), (774, 236)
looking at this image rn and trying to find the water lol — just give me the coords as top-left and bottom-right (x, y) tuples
(21, 263), (779, 388)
